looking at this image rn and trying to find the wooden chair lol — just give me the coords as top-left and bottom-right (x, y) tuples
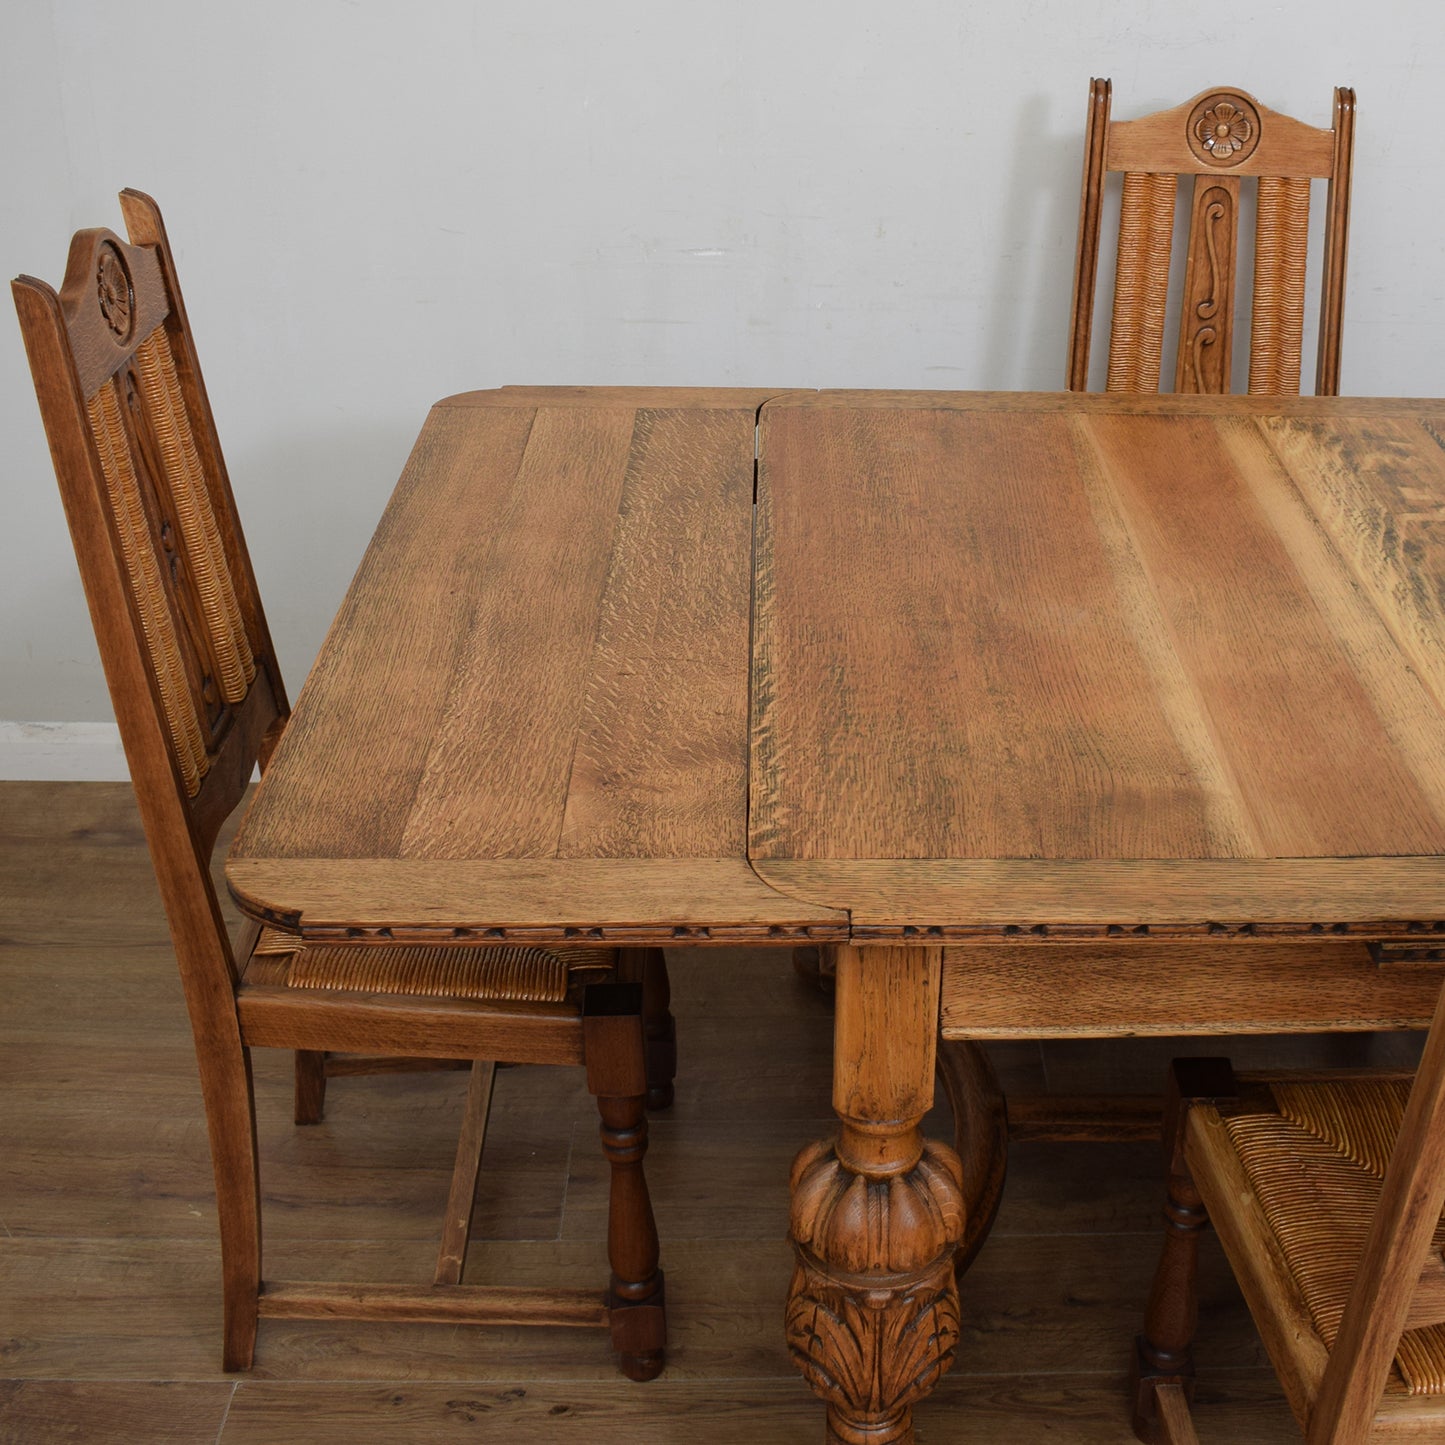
(1131, 976), (1445, 1443)
(12, 190), (668, 1380)
(1068, 80), (1355, 395)
(946, 84), (1359, 1265)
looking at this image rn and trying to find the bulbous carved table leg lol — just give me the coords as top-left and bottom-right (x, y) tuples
(787, 944), (966, 1444)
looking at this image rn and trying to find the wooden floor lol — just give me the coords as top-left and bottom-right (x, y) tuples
(0, 782), (1422, 1443)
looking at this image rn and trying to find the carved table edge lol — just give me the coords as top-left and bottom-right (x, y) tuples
(231, 908), (854, 948)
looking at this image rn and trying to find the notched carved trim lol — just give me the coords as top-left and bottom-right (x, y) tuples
(851, 919), (1445, 942)
(243, 911), (850, 947)
(1372, 942), (1445, 966)
(246, 910), (1445, 948)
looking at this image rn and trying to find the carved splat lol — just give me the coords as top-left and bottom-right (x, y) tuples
(1175, 178), (1239, 394)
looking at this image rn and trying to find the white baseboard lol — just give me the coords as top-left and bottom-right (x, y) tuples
(0, 721), (129, 781)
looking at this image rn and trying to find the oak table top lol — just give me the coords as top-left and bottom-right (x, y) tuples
(226, 385), (1445, 1445)
(752, 390), (1445, 940)
(228, 386), (845, 945)
(231, 387), (1445, 945)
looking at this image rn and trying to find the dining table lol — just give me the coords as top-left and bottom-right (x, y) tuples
(227, 384), (1445, 1444)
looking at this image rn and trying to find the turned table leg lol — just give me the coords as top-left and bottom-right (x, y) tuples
(787, 944), (966, 1444)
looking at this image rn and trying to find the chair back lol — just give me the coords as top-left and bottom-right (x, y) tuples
(13, 190), (289, 986)
(1067, 80), (1355, 396)
(1306, 977), (1445, 1438)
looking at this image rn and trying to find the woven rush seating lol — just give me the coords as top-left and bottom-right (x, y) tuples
(250, 930), (617, 1003)
(1218, 1077), (1445, 1398)
(1131, 991), (1445, 1444)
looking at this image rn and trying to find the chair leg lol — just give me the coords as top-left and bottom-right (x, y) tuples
(434, 1060), (497, 1287)
(618, 948), (676, 1110)
(1131, 1058), (1236, 1444)
(791, 944), (836, 994)
(294, 1049), (328, 1124)
(583, 982), (666, 1381)
(193, 1037), (263, 1370)
(1154, 1382), (1202, 1445)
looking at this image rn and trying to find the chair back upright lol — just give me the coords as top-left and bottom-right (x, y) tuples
(1068, 80), (1355, 396)
(13, 189), (289, 993)
(1309, 975), (1445, 1440)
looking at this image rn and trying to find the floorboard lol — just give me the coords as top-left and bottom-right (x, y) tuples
(0, 782), (1338, 1440)
(0, 1381), (234, 1445)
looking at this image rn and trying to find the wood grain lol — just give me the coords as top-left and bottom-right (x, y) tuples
(1081, 412), (1445, 857)
(831, 945), (942, 1140)
(1066, 77), (1111, 391)
(753, 396), (1445, 933)
(1316, 90), (1356, 396)
(940, 942), (1445, 1038)
(398, 404), (639, 859)
(558, 407), (754, 859)
(217, 1381), (829, 1441)
(0, 1381), (234, 1445)
(256, 1282), (607, 1326)
(1156, 1381), (1202, 1444)
(754, 857), (1445, 935)
(433, 1060), (495, 1286)
(753, 406), (1224, 862)
(214, 1375), (1299, 1443)
(1261, 414), (1445, 717)
(228, 857), (845, 942)
(230, 394), (778, 936)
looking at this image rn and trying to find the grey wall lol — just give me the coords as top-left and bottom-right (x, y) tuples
(4, 0), (1443, 724)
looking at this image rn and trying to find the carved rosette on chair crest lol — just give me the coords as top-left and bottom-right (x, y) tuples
(95, 241), (134, 341)
(786, 1137), (965, 1444)
(1186, 92), (1261, 167)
